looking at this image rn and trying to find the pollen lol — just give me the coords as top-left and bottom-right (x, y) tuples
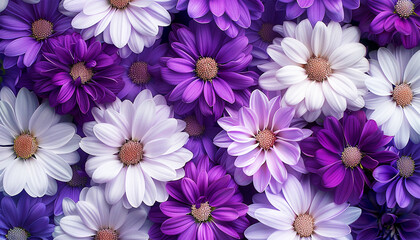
(341, 147), (362, 168)
(293, 214), (315, 237)
(94, 228), (118, 240)
(6, 227), (29, 240)
(393, 83), (413, 107)
(128, 61), (151, 84)
(195, 57), (218, 81)
(109, 0), (131, 9)
(395, 0), (414, 18)
(119, 140), (144, 166)
(70, 62), (93, 84)
(397, 156), (415, 178)
(305, 57), (332, 82)
(255, 129), (276, 150)
(191, 202), (212, 222)
(31, 19), (53, 41)
(183, 115), (205, 137)
(14, 134), (38, 159)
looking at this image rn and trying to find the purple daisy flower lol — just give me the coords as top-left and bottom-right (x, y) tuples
(161, 21), (258, 119)
(148, 159), (249, 239)
(276, 0), (360, 25)
(373, 142), (420, 208)
(0, 195), (54, 239)
(0, 0), (71, 69)
(175, 0), (264, 38)
(301, 110), (399, 204)
(31, 32), (124, 119)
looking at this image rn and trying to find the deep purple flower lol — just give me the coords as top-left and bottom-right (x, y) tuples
(0, 60), (20, 93)
(148, 159), (249, 239)
(0, 195), (54, 239)
(301, 110), (399, 204)
(373, 142), (420, 208)
(175, 0), (264, 38)
(276, 0), (360, 25)
(30, 33), (124, 119)
(0, 0), (71, 69)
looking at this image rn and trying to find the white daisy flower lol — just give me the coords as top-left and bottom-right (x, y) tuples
(365, 45), (420, 149)
(258, 19), (369, 122)
(245, 175), (361, 240)
(0, 87), (80, 197)
(53, 186), (151, 240)
(61, 0), (175, 54)
(80, 89), (192, 208)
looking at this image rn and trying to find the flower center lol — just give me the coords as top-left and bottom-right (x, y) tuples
(119, 140), (144, 166)
(255, 129), (276, 150)
(109, 0), (131, 9)
(397, 156), (415, 178)
(392, 83), (413, 107)
(258, 23), (279, 43)
(67, 166), (88, 187)
(7, 227), (28, 240)
(31, 19), (53, 41)
(293, 214), (315, 237)
(395, 0), (414, 18)
(305, 57), (332, 82)
(94, 228), (118, 240)
(70, 62), (93, 84)
(14, 134), (37, 159)
(341, 147), (362, 168)
(128, 61), (150, 84)
(183, 115), (205, 137)
(195, 57), (218, 81)
(191, 202), (212, 222)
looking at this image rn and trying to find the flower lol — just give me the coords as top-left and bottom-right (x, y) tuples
(31, 33), (124, 118)
(54, 186), (151, 239)
(0, 87), (81, 197)
(259, 19), (369, 122)
(373, 142), (420, 208)
(276, 0), (360, 25)
(365, 45), (420, 149)
(80, 89), (193, 208)
(148, 159), (249, 240)
(0, 0), (71, 68)
(301, 110), (399, 204)
(175, 0), (264, 38)
(245, 175), (361, 240)
(161, 21), (258, 119)
(61, 0), (175, 54)
(0, 194), (54, 239)
(214, 90), (310, 193)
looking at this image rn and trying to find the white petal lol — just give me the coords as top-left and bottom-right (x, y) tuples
(36, 149), (72, 182)
(282, 175), (307, 215)
(105, 167), (127, 204)
(83, 0), (110, 15)
(311, 21), (330, 57)
(63, 0), (86, 12)
(84, 186), (109, 225)
(76, 201), (101, 231)
(125, 7), (158, 36)
(140, 160), (176, 181)
(254, 208), (293, 230)
(29, 102), (55, 137)
(94, 8), (116, 36)
(0, 101), (19, 135)
(332, 206), (361, 225)
(142, 172), (157, 206)
(365, 76), (393, 96)
(25, 160), (48, 197)
(127, 29), (146, 53)
(394, 116), (410, 149)
(85, 155), (118, 176)
(380, 105), (403, 136)
(259, 70), (284, 91)
(132, 99), (155, 140)
(110, 10), (131, 48)
(3, 159), (27, 196)
(92, 160), (123, 183)
(268, 230), (296, 240)
(368, 99), (395, 126)
(322, 81), (346, 114)
(93, 123), (125, 148)
(378, 47), (401, 85)
(108, 201), (128, 230)
(314, 220), (350, 238)
(266, 45), (295, 66)
(341, 26), (360, 44)
(60, 215), (96, 237)
(15, 88), (38, 131)
(281, 38), (310, 64)
(405, 50), (420, 83)
(37, 123), (76, 149)
(276, 65), (307, 86)
(329, 43), (366, 70)
(0, 0), (8, 12)
(283, 79), (309, 106)
(0, 125), (14, 145)
(328, 74), (359, 100)
(79, 137), (119, 156)
(72, 10), (110, 29)
(126, 165), (145, 207)
(245, 223), (277, 240)
(49, 135), (81, 155)
(295, 19), (313, 52)
(305, 81), (324, 111)
(404, 106), (420, 135)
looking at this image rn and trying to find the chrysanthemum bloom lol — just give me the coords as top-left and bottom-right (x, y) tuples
(0, 0), (71, 68)
(161, 21), (258, 119)
(54, 186), (151, 239)
(214, 90), (311, 193)
(259, 20), (369, 122)
(373, 142), (420, 208)
(175, 0), (264, 38)
(365, 45), (420, 149)
(0, 195), (54, 239)
(301, 110), (399, 204)
(118, 42), (171, 101)
(31, 33), (124, 117)
(276, 0), (360, 25)
(351, 193), (420, 239)
(0, 87), (81, 197)
(148, 159), (249, 240)
(245, 175), (361, 240)
(61, 0), (175, 54)
(80, 89), (192, 208)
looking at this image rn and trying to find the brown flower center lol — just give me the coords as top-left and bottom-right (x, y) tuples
(14, 134), (38, 159)
(255, 129), (276, 150)
(67, 166), (88, 187)
(6, 227), (28, 240)
(195, 57), (218, 81)
(31, 19), (53, 41)
(119, 140), (144, 165)
(293, 214), (315, 237)
(183, 115), (205, 137)
(393, 83), (413, 107)
(191, 202), (212, 222)
(305, 57), (332, 82)
(128, 61), (151, 84)
(70, 62), (93, 84)
(395, 0), (414, 18)
(397, 156), (415, 178)
(109, 0), (131, 9)
(94, 228), (118, 240)
(258, 23), (280, 43)
(341, 147), (362, 168)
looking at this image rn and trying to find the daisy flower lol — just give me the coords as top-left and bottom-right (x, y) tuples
(80, 89), (193, 208)
(301, 110), (399, 204)
(0, 0), (71, 68)
(0, 87), (81, 197)
(54, 186), (151, 239)
(245, 175), (361, 240)
(214, 90), (311, 193)
(259, 19), (369, 122)
(61, 0), (175, 54)
(365, 45), (420, 149)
